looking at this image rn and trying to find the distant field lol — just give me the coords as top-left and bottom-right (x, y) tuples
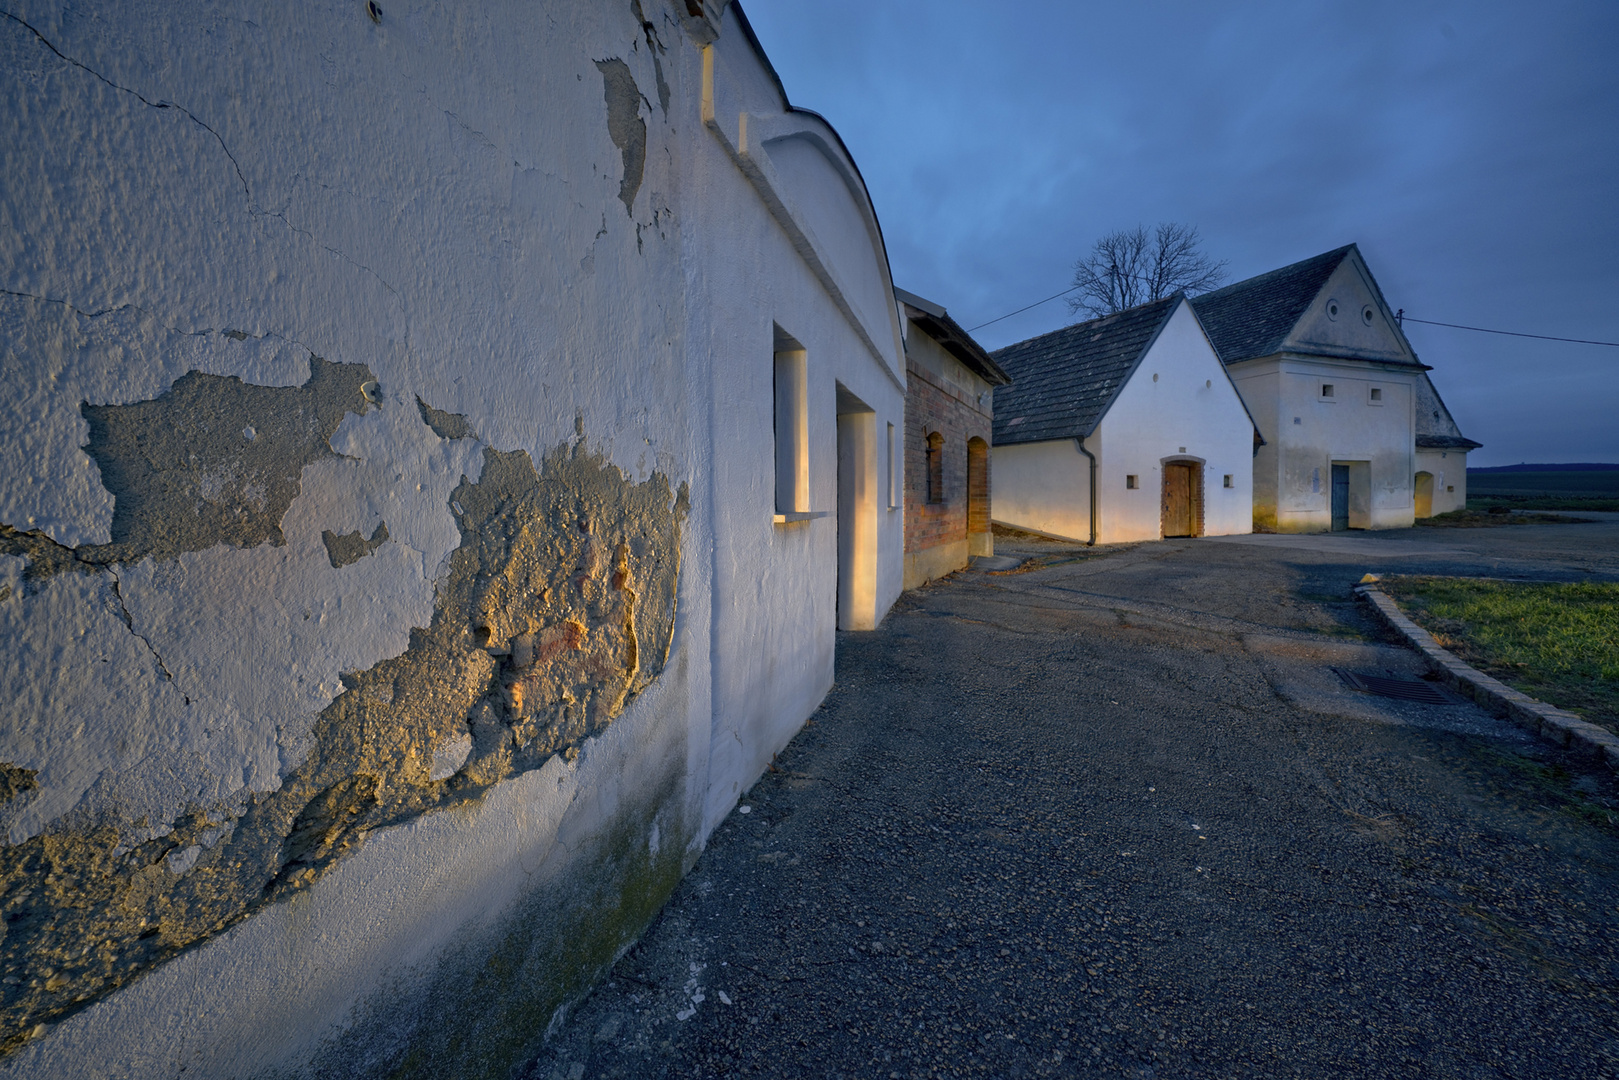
(1467, 470), (1619, 497)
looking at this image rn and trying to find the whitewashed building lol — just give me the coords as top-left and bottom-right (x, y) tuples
(990, 295), (1257, 544)
(0, 2), (904, 1075)
(1191, 244), (1479, 531)
(1414, 372), (1481, 516)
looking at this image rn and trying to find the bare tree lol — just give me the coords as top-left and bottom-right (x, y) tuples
(1067, 223), (1228, 319)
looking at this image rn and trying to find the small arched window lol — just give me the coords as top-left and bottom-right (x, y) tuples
(925, 431), (945, 504)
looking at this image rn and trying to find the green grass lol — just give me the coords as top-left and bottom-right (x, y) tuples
(1381, 577), (1619, 737)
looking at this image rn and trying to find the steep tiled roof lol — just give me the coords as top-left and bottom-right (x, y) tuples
(991, 296), (1178, 445)
(1190, 245), (1352, 364)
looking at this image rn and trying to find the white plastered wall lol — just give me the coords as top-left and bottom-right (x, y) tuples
(1091, 302), (1253, 543)
(991, 440), (1092, 542)
(1415, 449), (1469, 515)
(0, 1), (904, 1075)
(1232, 357), (1419, 533)
(692, 10), (905, 835)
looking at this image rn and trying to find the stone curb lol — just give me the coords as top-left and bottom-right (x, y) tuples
(1356, 584), (1619, 774)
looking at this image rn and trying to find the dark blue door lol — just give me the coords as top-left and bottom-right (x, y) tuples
(1331, 464), (1350, 531)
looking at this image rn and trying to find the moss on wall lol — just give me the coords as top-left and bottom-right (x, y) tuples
(0, 376), (686, 1052)
(296, 774), (694, 1080)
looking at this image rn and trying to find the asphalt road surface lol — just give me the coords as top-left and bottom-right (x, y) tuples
(523, 516), (1619, 1079)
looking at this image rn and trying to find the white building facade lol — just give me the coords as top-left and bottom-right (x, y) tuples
(0, 2), (903, 1075)
(1192, 245), (1478, 532)
(991, 296), (1257, 545)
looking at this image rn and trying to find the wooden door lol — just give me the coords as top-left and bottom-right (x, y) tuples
(1162, 462), (1194, 538)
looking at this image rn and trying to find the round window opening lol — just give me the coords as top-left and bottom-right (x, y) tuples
(1326, 300), (1339, 320)
(1361, 305), (1375, 325)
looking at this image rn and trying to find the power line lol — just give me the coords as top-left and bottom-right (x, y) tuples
(964, 284), (1619, 348)
(1398, 315), (1619, 348)
(966, 286), (1078, 332)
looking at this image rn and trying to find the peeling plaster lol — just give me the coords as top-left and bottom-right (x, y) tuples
(321, 521), (390, 569)
(79, 359), (374, 565)
(596, 58), (647, 216)
(415, 396), (477, 441)
(0, 431), (685, 1053)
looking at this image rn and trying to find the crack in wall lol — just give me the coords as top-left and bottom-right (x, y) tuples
(3, 15), (408, 345)
(0, 10), (253, 207)
(104, 568), (177, 685)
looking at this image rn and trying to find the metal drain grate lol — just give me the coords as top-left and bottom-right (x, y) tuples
(1332, 668), (1461, 705)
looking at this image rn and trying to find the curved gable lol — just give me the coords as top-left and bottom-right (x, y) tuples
(759, 131), (894, 362)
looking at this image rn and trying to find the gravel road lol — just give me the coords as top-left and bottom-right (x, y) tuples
(523, 519), (1619, 1079)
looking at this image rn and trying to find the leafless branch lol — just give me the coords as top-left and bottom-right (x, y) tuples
(1067, 222), (1228, 319)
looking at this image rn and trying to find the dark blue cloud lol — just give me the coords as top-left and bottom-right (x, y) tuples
(743, 0), (1619, 464)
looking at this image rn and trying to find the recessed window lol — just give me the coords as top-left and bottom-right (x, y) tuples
(925, 431), (945, 503)
(1126, 474), (1139, 490)
(1321, 384), (1335, 398)
(1223, 474), (1233, 488)
(1361, 305), (1375, 325)
(887, 422), (897, 509)
(1370, 387), (1382, 401)
(773, 330), (808, 515)
(1446, 485), (1455, 493)
(1326, 299), (1340, 320)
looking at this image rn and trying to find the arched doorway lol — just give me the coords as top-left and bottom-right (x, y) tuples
(1414, 471), (1434, 519)
(966, 437), (990, 556)
(1161, 460), (1202, 538)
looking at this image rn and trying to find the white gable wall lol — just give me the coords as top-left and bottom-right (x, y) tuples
(1092, 302), (1254, 543)
(990, 301), (1253, 545)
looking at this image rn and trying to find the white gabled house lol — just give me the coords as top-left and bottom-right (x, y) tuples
(1190, 244), (1480, 531)
(990, 294), (1258, 544)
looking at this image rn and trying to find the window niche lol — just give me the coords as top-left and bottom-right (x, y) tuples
(925, 431), (945, 504)
(887, 422), (897, 509)
(773, 326), (809, 515)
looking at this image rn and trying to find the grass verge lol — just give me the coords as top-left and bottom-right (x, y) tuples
(1380, 577), (1619, 738)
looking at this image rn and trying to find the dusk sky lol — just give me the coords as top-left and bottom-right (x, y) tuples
(742, 1), (1619, 467)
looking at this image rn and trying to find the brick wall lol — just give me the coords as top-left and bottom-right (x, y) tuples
(905, 358), (994, 555)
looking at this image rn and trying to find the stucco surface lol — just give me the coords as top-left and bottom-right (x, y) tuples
(0, 0), (907, 1073)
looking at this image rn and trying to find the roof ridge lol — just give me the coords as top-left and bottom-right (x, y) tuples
(1195, 244), (1354, 303)
(990, 294), (1179, 359)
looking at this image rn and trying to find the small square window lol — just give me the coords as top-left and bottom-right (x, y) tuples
(1223, 474), (1233, 488)
(1369, 387), (1382, 402)
(1126, 474), (1138, 490)
(1446, 485), (1455, 492)
(1321, 384), (1335, 398)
